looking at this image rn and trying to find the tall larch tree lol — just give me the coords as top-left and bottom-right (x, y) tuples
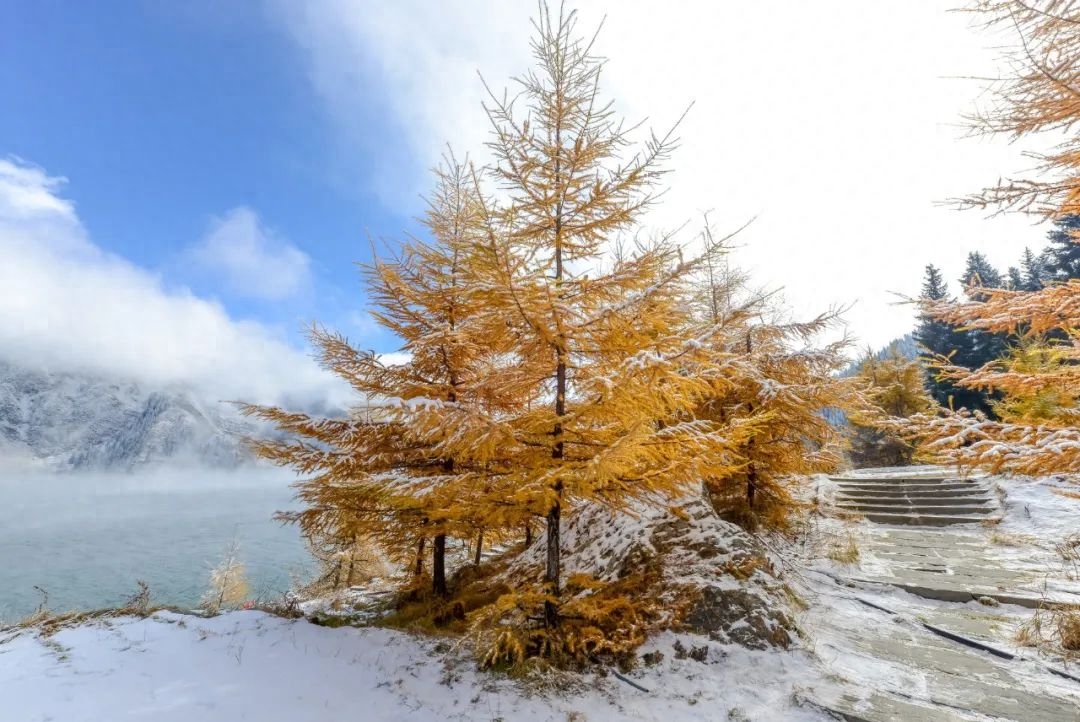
(687, 252), (858, 525)
(448, 5), (749, 628)
(241, 155), (521, 598)
(903, 2), (1080, 477)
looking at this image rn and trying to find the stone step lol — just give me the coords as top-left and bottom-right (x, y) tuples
(836, 494), (992, 507)
(832, 476), (969, 486)
(837, 487), (990, 499)
(861, 512), (990, 527)
(836, 482), (983, 493)
(837, 503), (992, 516)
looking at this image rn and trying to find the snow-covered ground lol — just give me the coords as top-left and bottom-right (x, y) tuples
(0, 610), (833, 721)
(5, 468), (1077, 721)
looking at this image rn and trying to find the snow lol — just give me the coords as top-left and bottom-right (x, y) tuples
(996, 475), (1080, 543)
(0, 610), (832, 721)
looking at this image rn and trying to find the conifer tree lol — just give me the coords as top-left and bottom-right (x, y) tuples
(904, 2), (1080, 477)
(1020, 247), (1047, 291)
(244, 3), (863, 664)
(1006, 266), (1023, 290)
(686, 246), (857, 522)
(959, 251), (1004, 297)
(457, 5), (750, 627)
(848, 344), (934, 467)
(914, 264), (978, 411)
(242, 154), (522, 598)
(1043, 214), (1080, 282)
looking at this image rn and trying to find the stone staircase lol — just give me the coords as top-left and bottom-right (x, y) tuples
(830, 474), (997, 526)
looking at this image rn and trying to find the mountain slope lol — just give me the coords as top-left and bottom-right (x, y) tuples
(0, 359), (260, 471)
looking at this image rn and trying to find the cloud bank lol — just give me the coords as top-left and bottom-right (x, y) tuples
(0, 157), (347, 407)
(272, 0), (1045, 351)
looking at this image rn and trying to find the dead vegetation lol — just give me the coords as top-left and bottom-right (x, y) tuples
(825, 533), (861, 565)
(1016, 603), (1080, 659)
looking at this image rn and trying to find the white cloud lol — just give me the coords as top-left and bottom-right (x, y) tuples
(187, 206), (312, 301)
(271, 0), (1048, 351)
(0, 157), (347, 407)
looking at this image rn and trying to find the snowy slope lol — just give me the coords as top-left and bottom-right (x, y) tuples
(0, 610), (831, 721)
(0, 358), (268, 471)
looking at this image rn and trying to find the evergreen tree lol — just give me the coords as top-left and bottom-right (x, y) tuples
(955, 252), (1008, 383)
(1007, 266), (1023, 290)
(1020, 247), (1047, 291)
(959, 251), (1004, 298)
(903, 2), (1080, 479)
(913, 264), (987, 412)
(1042, 214), (1080, 282)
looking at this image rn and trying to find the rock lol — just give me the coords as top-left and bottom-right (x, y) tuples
(682, 586), (792, 649)
(506, 496), (797, 651)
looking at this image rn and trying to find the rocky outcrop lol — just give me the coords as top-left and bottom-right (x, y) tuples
(508, 497), (796, 650)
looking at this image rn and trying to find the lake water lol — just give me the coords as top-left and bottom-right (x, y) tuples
(0, 469), (313, 622)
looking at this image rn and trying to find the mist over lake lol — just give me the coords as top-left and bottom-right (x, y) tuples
(0, 468), (312, 622)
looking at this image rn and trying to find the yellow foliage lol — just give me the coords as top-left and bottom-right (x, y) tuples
(900, 3), (1080, 480)
(240, 2), (863, 664)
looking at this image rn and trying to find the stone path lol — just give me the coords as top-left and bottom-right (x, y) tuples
(796, 470), (1080, 721)
(832, 473), (997, 526)
(829, 473), (1080, 609)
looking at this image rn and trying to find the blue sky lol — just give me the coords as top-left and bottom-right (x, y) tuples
(2, 0), (418, 348)
(0, 1), (1047, 404)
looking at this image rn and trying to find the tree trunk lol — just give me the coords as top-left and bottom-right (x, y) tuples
(473, 530), (483, 566)
(544, 107), (566, 629)
(433, 534), (448, 597)
(744, 331), (756, 509)
(415, 536), (426, 578)
(746, 462), (757, 509)
(544, 499), (561, 627)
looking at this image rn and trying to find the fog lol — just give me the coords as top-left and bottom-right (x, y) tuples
(0, 467), (313, 622)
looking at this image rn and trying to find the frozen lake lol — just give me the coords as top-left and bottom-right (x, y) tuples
(0, 469), (312, 622)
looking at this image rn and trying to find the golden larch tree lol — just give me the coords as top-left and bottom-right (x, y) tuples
(902, 2), (1080, 478)
(242, 154), (522, 597)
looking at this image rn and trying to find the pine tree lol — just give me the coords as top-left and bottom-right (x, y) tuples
(1007, 266), (1023, 290)
(1020, 247), (1047, 291)
(913, 264), (983, 412)
(954, 252), (1008, 384)
(959, 251), (1004, 298)
(1042, 214), (1080, 282)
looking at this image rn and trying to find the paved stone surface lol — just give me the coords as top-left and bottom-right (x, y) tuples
(828, 476), (1080, 608)
(798, 470), (1080, 721)
(831, 475), (998, 527)
(800, 576), (1080, 721)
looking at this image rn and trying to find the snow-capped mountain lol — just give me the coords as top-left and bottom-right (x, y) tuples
(0, 358), (268, 471)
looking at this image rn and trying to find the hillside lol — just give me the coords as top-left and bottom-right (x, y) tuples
(0, 358), (265, 471)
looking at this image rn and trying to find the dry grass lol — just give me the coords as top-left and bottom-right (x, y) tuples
(825, 533), (861, 565)
(1015, 604), (1080, 659)
(989, 531), (1037, 547)
(1056, 533), (1080, 580)
(3, 581), (160, 638)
